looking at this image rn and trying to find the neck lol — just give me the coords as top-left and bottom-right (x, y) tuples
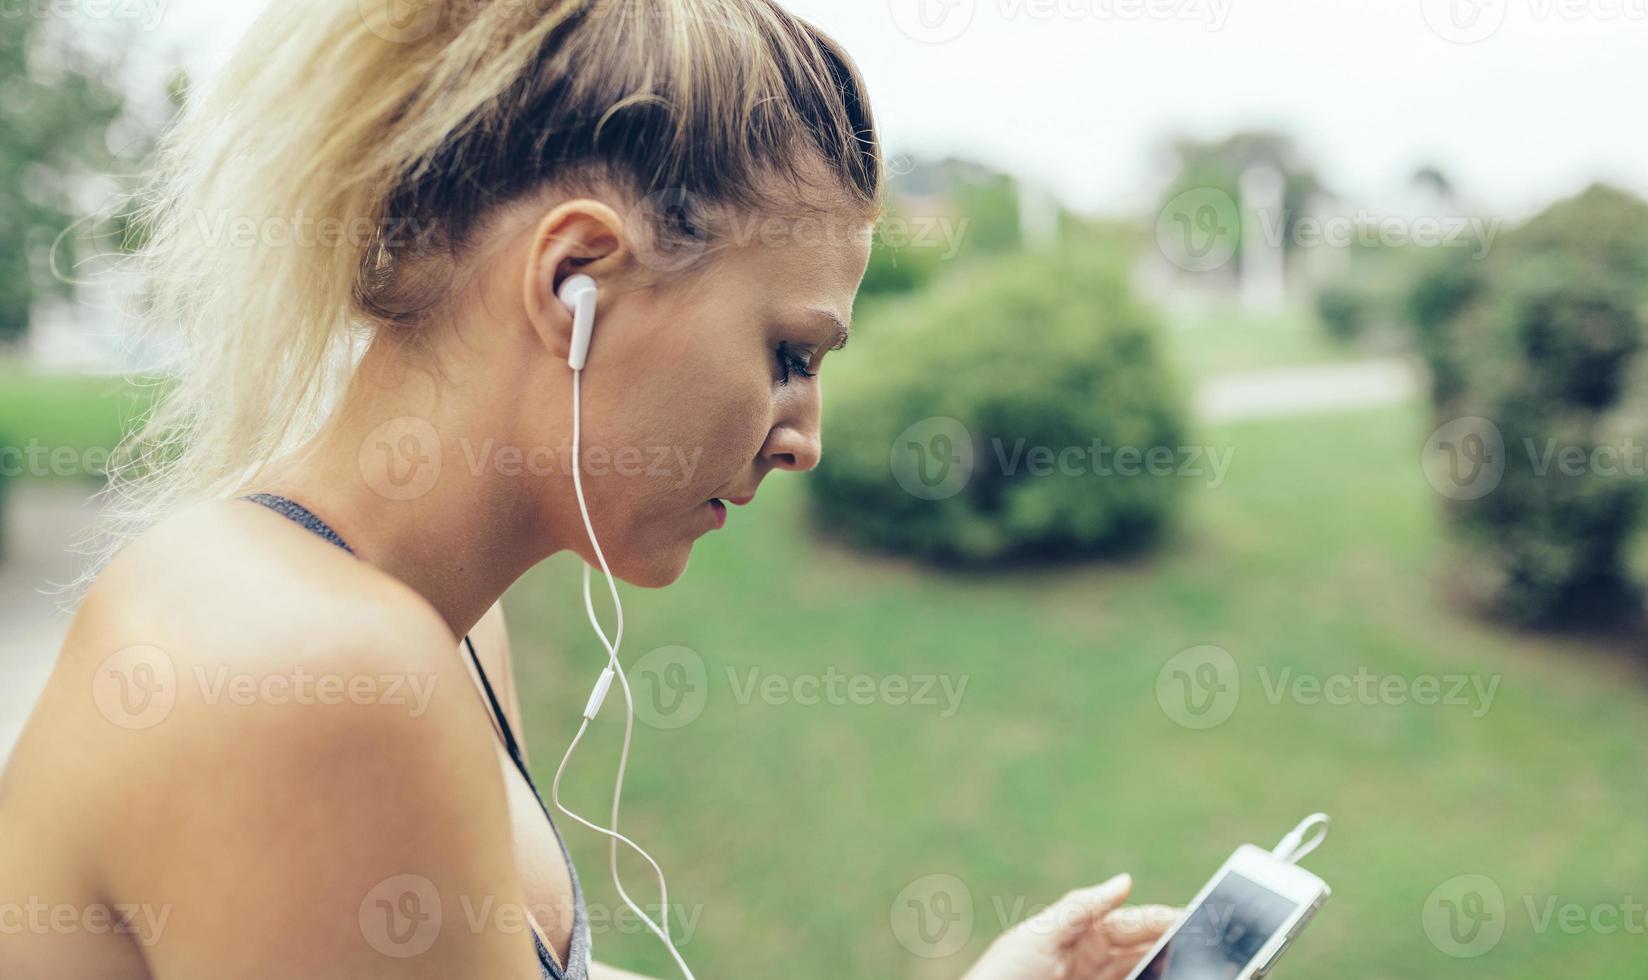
(252, 336), (571, 639)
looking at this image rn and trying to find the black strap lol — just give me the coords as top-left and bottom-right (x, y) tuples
(462, 637), (576, 977)
(243, 492), (356, 555)
(463, 635), (534, 779)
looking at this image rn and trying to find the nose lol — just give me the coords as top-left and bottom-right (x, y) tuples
(760, 422), (821, 472)
(761, 378), (824, 473)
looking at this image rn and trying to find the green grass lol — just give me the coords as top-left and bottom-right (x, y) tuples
(0, 360), (155, 481)
(505, 400), (1648, 979)
(1160, 307), (1404, 377)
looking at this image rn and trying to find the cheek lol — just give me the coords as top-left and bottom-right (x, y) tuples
(665, 351), (772, 480)
(701, 372), (774, 479)
(608, 354), (770, 508)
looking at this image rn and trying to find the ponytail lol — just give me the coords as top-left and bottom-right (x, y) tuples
(80, 0), (881, 591)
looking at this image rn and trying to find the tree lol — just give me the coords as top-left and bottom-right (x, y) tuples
(1156, 129), (1324, 277)
(0, 14), (150, 345)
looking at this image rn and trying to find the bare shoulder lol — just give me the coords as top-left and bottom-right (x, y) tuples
(11, 499), (540, 977)
(48, 495), (471, 813)
(71, 496), (451, 664)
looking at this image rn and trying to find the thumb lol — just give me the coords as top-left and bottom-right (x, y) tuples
(1035, 873), (1134, 941)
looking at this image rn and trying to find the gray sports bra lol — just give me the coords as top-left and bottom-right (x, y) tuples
(243, 493), (591, 980)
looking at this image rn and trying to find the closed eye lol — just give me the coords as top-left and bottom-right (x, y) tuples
(776, 341), (816, 386)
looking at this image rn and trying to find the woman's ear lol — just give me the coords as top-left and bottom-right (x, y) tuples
(521, 199), (629, 361)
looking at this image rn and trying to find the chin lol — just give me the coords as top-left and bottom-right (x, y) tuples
(613, 543), (692, 589)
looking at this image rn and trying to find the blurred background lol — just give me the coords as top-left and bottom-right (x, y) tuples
(3, 1), (1647, 977)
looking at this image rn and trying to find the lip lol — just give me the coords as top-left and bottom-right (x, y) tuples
(725, 495), (754, 506)
(707, 498), (727, 530)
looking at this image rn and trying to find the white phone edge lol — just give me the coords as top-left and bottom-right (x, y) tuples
(1120, 844), (1331, 980)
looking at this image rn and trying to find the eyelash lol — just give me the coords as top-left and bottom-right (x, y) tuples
(776, 341), (816, 386)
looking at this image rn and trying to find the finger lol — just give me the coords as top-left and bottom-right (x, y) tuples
(1034, 874), (1134, 943)
(1096, 941), (1161, 980)
(1065, 909), (1173, 977)
(1103, 904), (1183, 944)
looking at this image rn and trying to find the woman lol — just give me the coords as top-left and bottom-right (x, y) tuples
(0, 1), (1174, 977)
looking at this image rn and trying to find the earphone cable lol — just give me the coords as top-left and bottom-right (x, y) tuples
(550, 367), (696, 980)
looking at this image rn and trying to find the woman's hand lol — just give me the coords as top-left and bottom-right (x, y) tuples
(961, 874), (1180, 980)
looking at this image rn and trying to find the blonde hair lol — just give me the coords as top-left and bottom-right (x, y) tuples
(84, 0), (881, 589)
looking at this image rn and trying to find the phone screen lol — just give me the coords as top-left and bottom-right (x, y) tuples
(1135, 871), (1300, 979)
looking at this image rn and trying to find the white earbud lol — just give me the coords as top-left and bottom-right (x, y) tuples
(548, 268), (697, 979)
(557, 273), (599, 371)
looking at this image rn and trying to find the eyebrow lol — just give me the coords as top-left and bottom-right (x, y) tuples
(812, 308), (851, 350)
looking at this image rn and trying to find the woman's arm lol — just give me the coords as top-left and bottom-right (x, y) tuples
(78, 592), (547, 979)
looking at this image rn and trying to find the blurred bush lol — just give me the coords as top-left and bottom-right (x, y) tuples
(859, 232), (948, 298)
(1409, 184), (1648, 625)
(1314, 281), (1375, 343)
(809, 243), (1189, 564)
(1311, 240), (1438, 347)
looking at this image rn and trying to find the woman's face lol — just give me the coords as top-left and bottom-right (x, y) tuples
(543, 211), (873, 587)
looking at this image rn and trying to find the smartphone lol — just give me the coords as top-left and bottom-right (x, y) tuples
(1123, 844), (1330, 980)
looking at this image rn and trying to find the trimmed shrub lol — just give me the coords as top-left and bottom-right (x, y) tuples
(1313, 238), (1461, 348)
(1409, 184), (1648, 624)
(809, 245), (1189, 565)
(1315, 282), (1375, 343)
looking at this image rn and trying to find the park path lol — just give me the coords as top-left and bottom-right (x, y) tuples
(0, 356), (1423, 763)
(1195, 356), (1421, 424)
(0, 481), (101, 765)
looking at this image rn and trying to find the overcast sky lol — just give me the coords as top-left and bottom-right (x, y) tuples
(153, 0), (1648, 222)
